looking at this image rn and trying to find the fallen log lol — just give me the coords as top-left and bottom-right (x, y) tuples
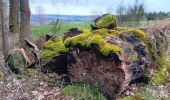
(39, 14), (152, 99)
(65, 30), (148, 99)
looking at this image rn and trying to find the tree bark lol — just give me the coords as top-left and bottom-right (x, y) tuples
(0, 8), (1, 33)
(0, 0), (10, 61)
(9, 0), (20, 34)
(20, 0), (30, 45)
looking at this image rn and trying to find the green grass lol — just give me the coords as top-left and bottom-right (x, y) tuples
(31, 22), (91, 38)
(62, 83), (107, 100)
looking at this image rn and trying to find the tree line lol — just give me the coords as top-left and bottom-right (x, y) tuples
(116, 0), (170, 26)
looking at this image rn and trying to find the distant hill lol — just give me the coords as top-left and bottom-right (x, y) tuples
(31, 14), (97, 25)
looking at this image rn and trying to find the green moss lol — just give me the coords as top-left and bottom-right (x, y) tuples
(152, 53), (169, 85)
(117, 27), (129, 31)
(7, 50), (26, 74)
(64, 31), (123, 56)
(126, 28), (148, 41)
(92, 28), (112, 37)
(0, 70), (5, 79)
(41, 37), (68, 59)
(94, 14), (117, 29)
(127, 49), (138, 61)
(121, 93), (144, 100)
(64, 32), (91, 47)
(100, 43), (123, 56)
(110, 30), (121, 36)
(87, 35), (106, 47)
(92, 28), (120, 37)
(63, 83), (106, 100)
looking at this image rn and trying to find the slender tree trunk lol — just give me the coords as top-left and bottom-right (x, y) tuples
(0, 8), (1, 33)
(9, 0), (20, 34)
(0, 0), (10, 61)
(20, 0), (30, 45)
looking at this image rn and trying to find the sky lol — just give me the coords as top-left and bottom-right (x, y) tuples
(30, 0), (170, 15)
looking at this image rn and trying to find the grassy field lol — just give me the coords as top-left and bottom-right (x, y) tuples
(31, 22), (91, 38)
(30, 20), (164, 39)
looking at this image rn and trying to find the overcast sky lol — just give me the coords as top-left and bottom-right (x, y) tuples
(30, 0), (170, 15)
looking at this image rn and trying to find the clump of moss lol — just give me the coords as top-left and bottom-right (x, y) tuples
(64, 31), (123, 56)
(64, 32), (91, 47)
(41, 37), (68, 59)
(92, 28), (121, 37)
(100, 43), (123, 56)
(110, 30), (121, 36)
(7, 50), (26, 74)
(126, 48), (138, 61)
(92, 28), (112, 37)
(126, 29), (148, 41)
(92, 14), (117, 29)
(152, 53), (169, 85)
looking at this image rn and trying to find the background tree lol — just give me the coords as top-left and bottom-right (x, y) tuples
(0, 0), (10, 61)
(36, 5), (46, 24)
(116, 0), (127, 26)
(126, 0), (145, 26)
(146, 12), (156, 23)
(116, 0), (145, 26)
(9, 0), (20, 34)
(20, 0), (31, 45)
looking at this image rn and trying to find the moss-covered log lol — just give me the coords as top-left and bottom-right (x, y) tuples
(39, 14), (155, 99)
(63, 27), (149, 99)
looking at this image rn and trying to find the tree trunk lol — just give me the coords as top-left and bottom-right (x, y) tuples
(9, 0), (20, 34)
(20, 0), (30, 46)
(0, 0), (10, 61)
(0, 9), (1, 32)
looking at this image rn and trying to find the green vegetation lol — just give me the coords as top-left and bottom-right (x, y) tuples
(31, 22), (90, 38)
(27, 68), (37, 77)
(126, 48), (138, 61)
(7, 50), (26, 74)
(147, 31), (169, 85)
(92, 28), (112, 37)
(92, 28), (120, 37)
(152, 53), (169, 85)
(91, 14), (117, 29)
(121, 93), (144, 100)
(41, 37), (68, 60)
(0, 70), (5, 79)
(64, 30), (123, 56)
(124, 28), (148, 41)
(63, 83), (106, 100)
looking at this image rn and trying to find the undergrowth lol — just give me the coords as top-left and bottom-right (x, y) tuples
(62, 83), (107, 100)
